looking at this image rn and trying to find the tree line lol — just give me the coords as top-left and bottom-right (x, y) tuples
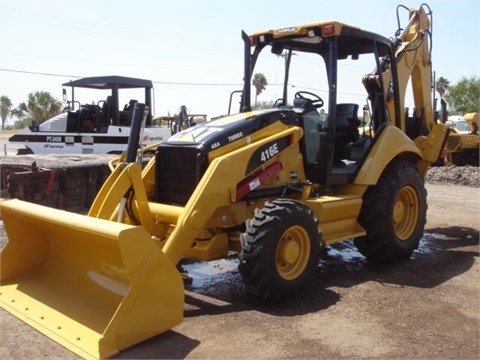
(1, 75), (478, 131)
(252, 74), (479, 116)
(435, 76), (480, 115)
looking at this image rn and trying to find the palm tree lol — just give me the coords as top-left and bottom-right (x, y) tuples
(252, 73), (268, 107)
(0, 95), (13, 130)
(12, 91), (63, 126)
(436, 76), (450, 99)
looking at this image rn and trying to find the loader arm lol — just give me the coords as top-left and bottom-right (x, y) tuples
(162, 126), (304, 264)
(87, 124), (304, 266)
(88, 162), (169, 237)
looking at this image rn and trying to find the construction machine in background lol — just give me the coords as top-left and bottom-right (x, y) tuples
(9, 76), (170, 155)
(444, 112), (479, 165)
(170, 105), (207, 135)
(0, 4), (448, 359)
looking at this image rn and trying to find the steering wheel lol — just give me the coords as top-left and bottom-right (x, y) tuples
(294, 91), (324, 108)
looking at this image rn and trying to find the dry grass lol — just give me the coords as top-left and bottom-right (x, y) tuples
(0, 130), (17, 140)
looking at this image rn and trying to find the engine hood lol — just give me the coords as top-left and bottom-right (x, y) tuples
(164, 109), (297, 151)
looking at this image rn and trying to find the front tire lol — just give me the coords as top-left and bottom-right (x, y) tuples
(238, 199), (321, 300)
(17, 148), (33, 155)
(354, 160), (427, 262)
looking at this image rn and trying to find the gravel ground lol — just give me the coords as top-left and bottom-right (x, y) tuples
(425, 165), (480, 188)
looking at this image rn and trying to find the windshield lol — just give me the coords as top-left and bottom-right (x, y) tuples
(455, 120), (469, 132)
(248, 39), (383, 127)
(252, 50), (329, 113)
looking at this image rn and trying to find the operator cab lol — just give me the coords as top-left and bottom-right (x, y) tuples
(63, 76), (153, 133)
(242, 22), (398, 188)
(293, 94), (364, 186)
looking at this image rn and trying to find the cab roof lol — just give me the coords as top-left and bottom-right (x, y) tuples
(249, 20), (392, 59)
(62, 76), (153, 89)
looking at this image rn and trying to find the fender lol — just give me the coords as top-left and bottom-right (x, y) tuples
(354, 125), (422, 185)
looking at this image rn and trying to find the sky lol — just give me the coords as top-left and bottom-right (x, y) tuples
(1, 0), (479, 125)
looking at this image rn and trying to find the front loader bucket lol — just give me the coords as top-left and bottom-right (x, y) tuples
(0, 199), (184, 359)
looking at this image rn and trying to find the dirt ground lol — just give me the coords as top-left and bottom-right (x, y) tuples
(0, 180), (479, 359)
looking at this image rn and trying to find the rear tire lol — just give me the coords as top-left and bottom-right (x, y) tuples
(464, 148), (479, 166)
(239, 199), (321, 300)
(452, 149), (479, 166)
(354, 160), (427, 262)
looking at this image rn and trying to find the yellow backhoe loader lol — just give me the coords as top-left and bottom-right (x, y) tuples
(0, 4), (448, 359)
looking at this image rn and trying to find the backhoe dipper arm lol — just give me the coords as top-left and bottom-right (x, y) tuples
(394, 4), (434, 132)
(365, 4), (434, 133)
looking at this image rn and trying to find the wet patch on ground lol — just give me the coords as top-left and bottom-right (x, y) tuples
(180, 233), (454, 301)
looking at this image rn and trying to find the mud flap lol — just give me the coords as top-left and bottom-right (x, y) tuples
(0, 199), (184, 359)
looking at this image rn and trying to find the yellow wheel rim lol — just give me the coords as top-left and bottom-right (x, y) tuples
(275, 225), (311, 280)
(393, 185), (419, 240)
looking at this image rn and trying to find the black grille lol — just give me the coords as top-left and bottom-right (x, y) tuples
(155, 144), (207, 205)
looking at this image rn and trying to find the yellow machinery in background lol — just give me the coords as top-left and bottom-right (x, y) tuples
(444, 112), (479, 165)
(0, 4), (447, 359)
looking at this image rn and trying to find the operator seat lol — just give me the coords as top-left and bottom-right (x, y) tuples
(101, 96), (113, 125)
(124, 99), (137, 111)
(334, 103), (360, 162)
